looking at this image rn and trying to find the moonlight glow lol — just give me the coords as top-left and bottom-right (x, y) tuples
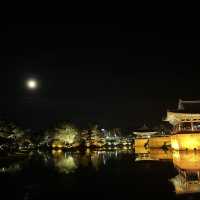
(26, 79), (38, 89)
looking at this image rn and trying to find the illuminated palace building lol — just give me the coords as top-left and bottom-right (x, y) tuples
(133, 124), (157, 147)
(165, 100), (200, 150)
(134, 124), (171, 149)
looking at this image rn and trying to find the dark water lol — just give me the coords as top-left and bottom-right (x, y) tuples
(1, 149), (200, 200)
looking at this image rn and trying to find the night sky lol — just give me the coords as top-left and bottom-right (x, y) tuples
(0, 24), (200, 130)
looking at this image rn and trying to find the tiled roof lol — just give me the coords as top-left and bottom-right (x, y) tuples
(171, 99), (200, 114)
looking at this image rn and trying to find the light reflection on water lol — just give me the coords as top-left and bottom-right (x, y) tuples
(171, 151), (200, 195)
(135, 147), (200, 195)
(52, 150), (78, 174)
(50, 148), (134, 172)
(0, 163), (21, 173)
(2, 148), (200, 198)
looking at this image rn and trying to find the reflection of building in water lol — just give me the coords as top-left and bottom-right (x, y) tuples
(149, 149), (172, 160)
(171, 151), (200, 194)
(135, 147), (172, 161)
(134, 146), (151, 161)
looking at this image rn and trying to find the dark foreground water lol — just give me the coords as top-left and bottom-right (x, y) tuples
(1, 148), (200, 200)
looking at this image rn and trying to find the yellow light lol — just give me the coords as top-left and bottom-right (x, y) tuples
(26, 79), (37, 89)
(183, 139), (199, 150)
(171, 139), (179, 150)
(56, 156), (77, 174)
(171, 134), (200, 150)
(172, 151), (200, 170)
(172, 151), (180, 160)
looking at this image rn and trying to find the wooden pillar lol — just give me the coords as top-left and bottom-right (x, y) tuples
(178, 123), (181, 131)
(191, 122), (194, 131)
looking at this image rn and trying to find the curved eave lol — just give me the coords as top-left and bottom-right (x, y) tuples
(133, 132), (157, 136)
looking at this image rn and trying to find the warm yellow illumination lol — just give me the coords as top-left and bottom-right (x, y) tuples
(173, 151), (200, 170)
(165, 112), (200, 125)
(26, 79), (37, 89)
(149, 136), (171, 148)
(172, 151), (180, 160)
(54, 127), (77, 144)
(171, 138), (179, 150)
(171, 134), (200, 150)
(134, 138), (149, 147)
(171, 151), (200, 194)
(55, 156), (77, 174)
(149, 149), (172, 160)
(135, 146), (150, 154)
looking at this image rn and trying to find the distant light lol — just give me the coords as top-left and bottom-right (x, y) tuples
(101, 129), (105, 131)
(26, 79), (38, 89)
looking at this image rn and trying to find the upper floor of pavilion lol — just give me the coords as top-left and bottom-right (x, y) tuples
(165, 99), (200, 132)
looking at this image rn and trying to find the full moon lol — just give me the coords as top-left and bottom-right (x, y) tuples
(26, 79), (38, 89)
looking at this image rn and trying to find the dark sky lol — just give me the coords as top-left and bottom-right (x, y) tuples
(0, 24), (200, 130)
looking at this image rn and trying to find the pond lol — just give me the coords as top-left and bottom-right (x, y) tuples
(1, 148), (200, 200)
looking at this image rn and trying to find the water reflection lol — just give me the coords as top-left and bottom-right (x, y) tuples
(50, 148), (133, 172)
(0, 154), (31, 174)
(135, 147), (172, 161)
(88, 148), (133, 170)
(2, 148), (200, 198)
(150, 149), (172, 161)
(171, 151), (200, 194)
(135, 148), (200, 195)
(52, 150), (78, 174)
(0, 163), (21, 173)
(90, 149), (123, 170)
(134, 147), (151, 161)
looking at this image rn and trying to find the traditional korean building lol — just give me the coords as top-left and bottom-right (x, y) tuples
(133, 124), (157, 147)
(165, 99), (200, 150)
